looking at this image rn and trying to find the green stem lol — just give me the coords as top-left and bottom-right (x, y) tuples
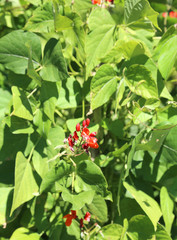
(28, 137), (41, 162)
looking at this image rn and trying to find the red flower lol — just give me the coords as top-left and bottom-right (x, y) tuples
(86, 118), (90, 127)
(169, 11), (177, 18)
(82, 120), (86, 127)
(73, 131), (79, 141)
(84, 212), (91, 222)
(81, 128), (99, 149)
(92, 0), (101, 4)
(63, 210), (77, 226)
(68, 136), (74, 147)
(76, 123), (80, 132)
(162, 12), (167, 17)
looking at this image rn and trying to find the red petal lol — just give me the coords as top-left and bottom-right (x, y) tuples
(84, 212), (91, 222)
(65, 216), (73, 226)
(86, 118), (90, 127)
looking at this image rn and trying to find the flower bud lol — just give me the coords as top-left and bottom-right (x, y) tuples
(82, 120), (86, 127)
(76, 123), (80, 132)
(86, 118), (90, 127)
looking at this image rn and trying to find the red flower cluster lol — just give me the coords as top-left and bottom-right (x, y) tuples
(91, 0), (113, 4)
(66, 118), (99, 152)
(162, 11), (177, 18)
(63, 210), (91, 228)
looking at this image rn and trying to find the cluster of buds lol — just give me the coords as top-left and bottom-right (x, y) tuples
(162, 11), (177, 18)
(91, 0), (114, 5)
(66, 118), (99, 153)
(63, 210), (91, 228)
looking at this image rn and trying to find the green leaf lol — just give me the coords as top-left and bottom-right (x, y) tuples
(136, 126), (171, 153)
(40, 81), (59, 122)
(91, 64), (117, 110)
(0, 30), (41, 74)
(57, 77), (82, 109)
(12, 86), (33, 121)
(154, 26), (177, 79)
(40, 38), (68, 82)
(0, 187), (13, 225)
(10, 227), (42, 240)
(97, 224), (124, 240)
(66, 118), (83, 133)
(55, 15), (73, 31)
(33, 109), (51, 138)
(155, 224), (172, 240)
(160, 186), (174, 235)
(75, 160), (108, 197)
(24, 3), (54, 33)
(72, 0), (93, 20)
(124, 65), (158, 99)
(86, 8), (115, 77)
(62, 190), (95, 210)
(123, 182), (162, 230)
(102, 39), (148, 64)
(124, 0), (159, 29)
(0, 89), (12, 118)
(47, 125), (65, 147)
(10, 116), (34, 134)
(40, 160), (74, 193)
(10, 152), (39, 216)
(86, 195), (108, 223)
(127, 215), (155, 240)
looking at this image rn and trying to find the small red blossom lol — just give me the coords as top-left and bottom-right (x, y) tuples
(73, 131), (79, 141)
(81, 128), (99, 149)
(76, 123), (81, 132)
(63, 210), (77, 226)
(86, 118), (90, 127)
(84, 212), (91, 222)
(162, 12), (167, 17)
(68, 136), (74, 147)
(92, 0), (101, 4)
(80, 218), (84, 228)
(82, 120), (86, 127)
(169, 11), (177, 18)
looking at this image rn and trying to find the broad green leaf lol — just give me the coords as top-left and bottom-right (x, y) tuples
(62, 190), (95, 210)
(10, 116), (34, 134)
(0, 89), (12, 118)
(86, 8), (115, 78)
(124, 0), (159, 29)
(40, 38), (68, 82)
(124, 131), (144, 179)
(55, 15), (73, 31)
(47, 125), (65, 147)
(27, 46), (42, 87)
(56, 77), (82, 109)
(91, 64), (117, 110)
(24, 3), (54, 33)
(40, 81), (59, 122)
(40, 160), (74, 193)
(62, 12), (86, 63)
(136, 126), (171, 153)
(32, 150), (49, 179)
(102, 39), (148, 64)
(160, 186), (174, 235)
(12, 86), (33, 121)
(154, 26), (177, 79)
(75, 160), (108, 197)
(86, 195), (108, 223)
(155, 224), (172, 240)
(66, 118), (83, 133)
(10, 227), (42, 240)
(123, 182), (162, 230)
(33, 109), (51, 138)
(127, 215), (155, 240)
(0, 30), (41, 74)
(97, 224), (124, 240)
(124, 65), (158, 99)
(10, 152), (39, 215)
(73, 0), (93, 20)
(0, 187), (13, 225)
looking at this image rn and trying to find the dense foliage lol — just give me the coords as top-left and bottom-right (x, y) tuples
(0, 0), (177, 239)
